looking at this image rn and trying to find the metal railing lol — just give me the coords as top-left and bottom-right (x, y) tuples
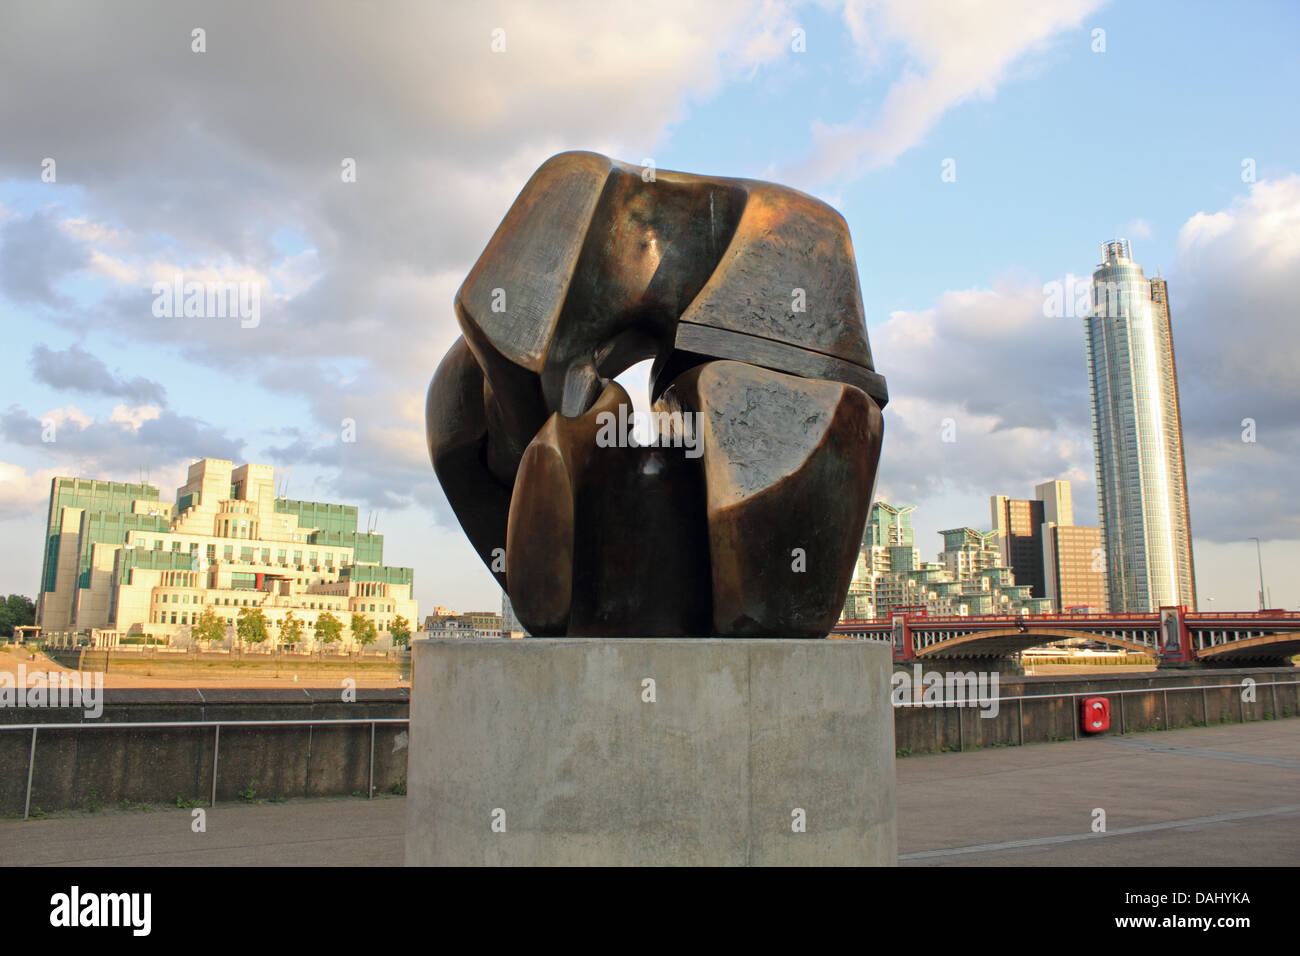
(1, 716), (409, 820)
(893, 677), (1300, 752)
(5, 678), (1296, 817)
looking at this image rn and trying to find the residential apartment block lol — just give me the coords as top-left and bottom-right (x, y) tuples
(841, 502), (1052, 620)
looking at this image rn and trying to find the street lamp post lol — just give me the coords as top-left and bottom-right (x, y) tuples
(1248, 537), (1266, 611)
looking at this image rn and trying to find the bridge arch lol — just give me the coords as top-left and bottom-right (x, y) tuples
(914, 627), (1152, 659)
(1195, 632), (1300, 666)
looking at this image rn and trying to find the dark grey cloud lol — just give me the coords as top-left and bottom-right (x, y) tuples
(261, 417), (437, 513)
(867, 278), (1098, 529)
(29, 343), (167, 405)
(0, 0), (788, 529)
(0, 209), (89, 306)
(0, 405), (243, 470)
(878, 281), (1094, 436)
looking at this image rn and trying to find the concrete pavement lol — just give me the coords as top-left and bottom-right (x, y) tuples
(1, 720), (1296, 866)
(0, 795), (405, 867)
(897, 720), (1300, 865)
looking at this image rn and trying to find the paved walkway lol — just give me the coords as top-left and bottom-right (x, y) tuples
(897, 720), (1300, 865)
(1, 721), (1296, 865)
(0, 796), (406, 867)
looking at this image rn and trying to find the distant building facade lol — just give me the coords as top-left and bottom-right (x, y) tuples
(938, 527), (1003, 582)
(36, 459), (416, 647)
(841, 503), (1051, 620)
(423, 609), (504, 638)
(1042, 523), (1107, 613)
(843, 502), (918, 619)
(990, 495), (1045, 597)
(1086, 240), (1196, 611)
(990, 479), (1108, 613)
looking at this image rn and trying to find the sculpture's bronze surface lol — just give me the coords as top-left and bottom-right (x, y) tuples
(427, 152), (887, 638)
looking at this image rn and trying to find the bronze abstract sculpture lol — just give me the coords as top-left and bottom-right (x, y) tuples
(427, 152), (887, 638)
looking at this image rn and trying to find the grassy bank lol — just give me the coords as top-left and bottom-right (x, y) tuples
(46, 648), (408, 684)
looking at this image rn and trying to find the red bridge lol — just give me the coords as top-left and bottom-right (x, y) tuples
(833, 607), (1300, 667)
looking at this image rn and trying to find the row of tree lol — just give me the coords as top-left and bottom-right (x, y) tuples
(192, 608), (411, 649)
(0, 592), (410, 650)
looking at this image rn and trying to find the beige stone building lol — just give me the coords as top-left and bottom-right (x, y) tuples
(1036, 480), (1108, 613)
(1042, 523), (1108, 613)
(36, 458), (417, 648)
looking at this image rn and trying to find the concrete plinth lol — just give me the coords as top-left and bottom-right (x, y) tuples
(405, 638), (896, 866)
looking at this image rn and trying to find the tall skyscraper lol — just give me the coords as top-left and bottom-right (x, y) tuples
(1085, 239), (1197, 611)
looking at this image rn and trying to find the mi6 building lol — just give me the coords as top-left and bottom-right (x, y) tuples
(36, 458), (417, 647)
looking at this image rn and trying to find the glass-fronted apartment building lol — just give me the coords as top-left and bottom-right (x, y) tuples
(1085, 240), (1196, 612)
(840, 503), (1052, 619)
(843, 502), (919, 618)
(36, 458), (417, 647)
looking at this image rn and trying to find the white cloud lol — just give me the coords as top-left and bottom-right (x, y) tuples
(786, 0), (1104, 185)
(108, 404), (162, 430)
(1166, 176), (1300, 542)
(1121, 217), (1153, 241)
(88, 252), (140, 283)
(40, 406), (94, 431)
(1176, 176), (1300, 280)
(0, 461), (61, 520)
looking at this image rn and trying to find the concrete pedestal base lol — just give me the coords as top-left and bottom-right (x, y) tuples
(405, 638), (896, 866)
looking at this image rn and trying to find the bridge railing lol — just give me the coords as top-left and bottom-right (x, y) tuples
(838, 610), (1300, 629)
(1189, 611), (1300, 621)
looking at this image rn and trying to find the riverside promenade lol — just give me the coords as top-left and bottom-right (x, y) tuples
(2, 720), (1296, 866)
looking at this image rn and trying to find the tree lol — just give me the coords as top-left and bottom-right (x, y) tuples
(314, 611), (342, 650)
(390, 615), (411, 649)
(193, 607), (226, 646)
(0, 594), (36, 638)
(236, 607), (269, 647)
(280, 611), (303, 648)
(350, 613), (377, 651)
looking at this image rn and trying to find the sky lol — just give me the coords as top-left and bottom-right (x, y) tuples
(1, 0), (1298, 615)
